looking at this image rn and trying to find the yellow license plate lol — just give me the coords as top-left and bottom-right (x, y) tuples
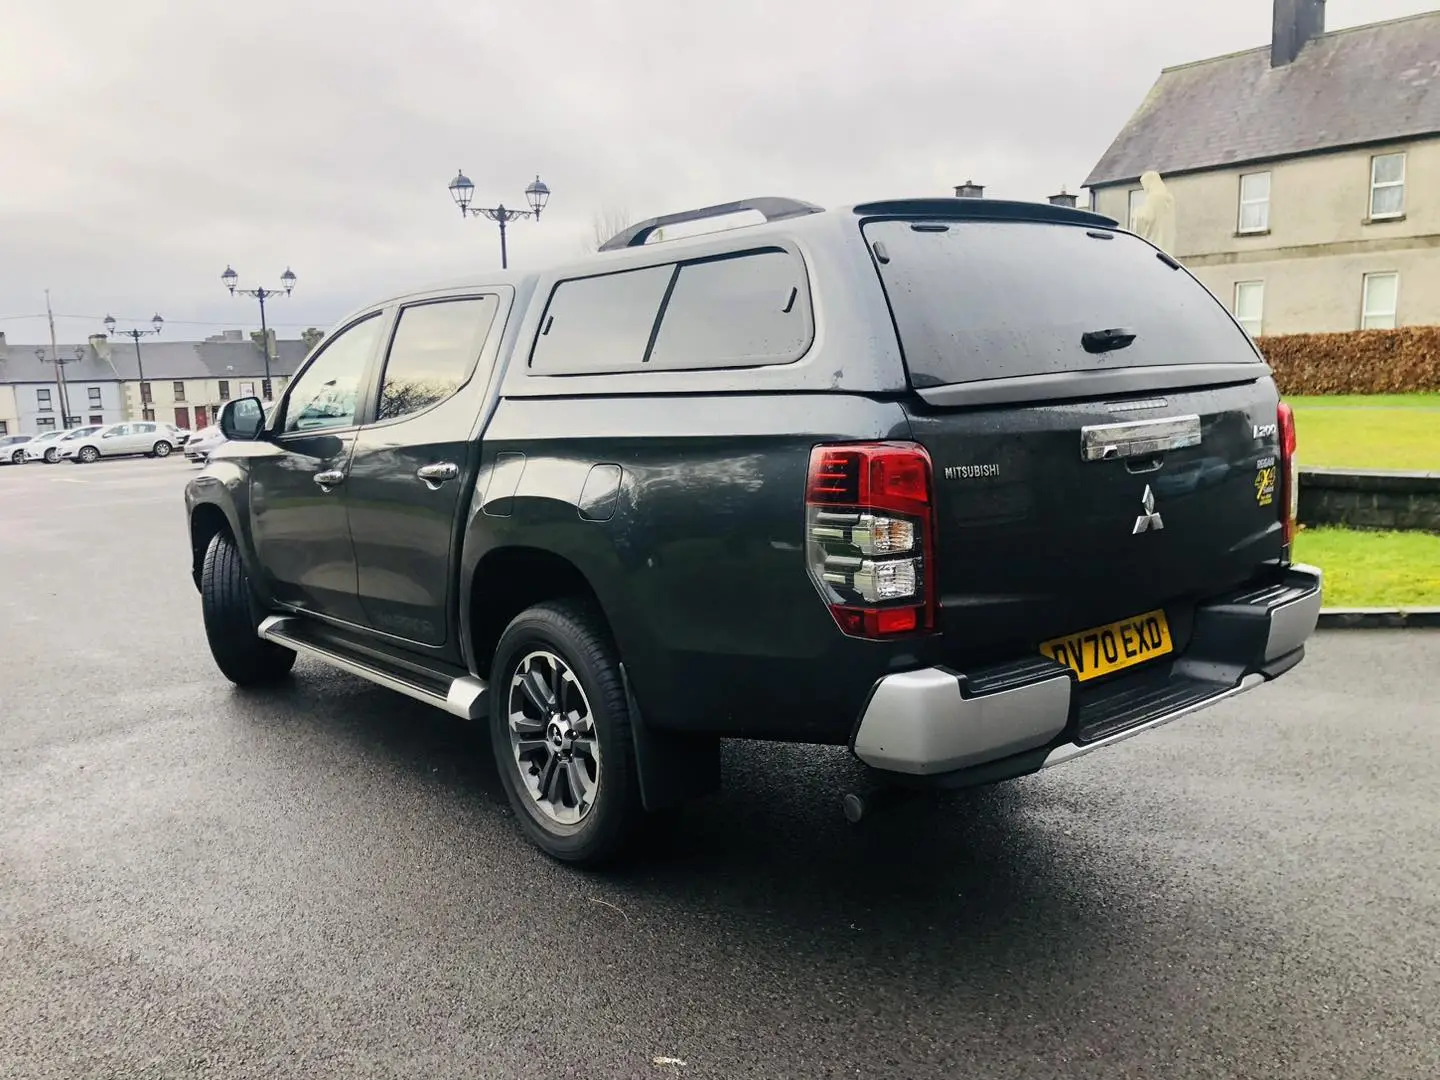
(1039, 609), (1173, 682)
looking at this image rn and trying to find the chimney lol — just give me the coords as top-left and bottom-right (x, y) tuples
(89, 334), (111, 360)
(1048, 187), (1078, 208)
(954, 181), (985, 199)
(1272, 0), (1325, 67)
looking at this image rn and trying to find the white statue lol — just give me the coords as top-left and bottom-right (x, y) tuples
(1132, 171), (1176, 254)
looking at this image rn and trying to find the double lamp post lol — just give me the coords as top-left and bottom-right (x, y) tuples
(447, 172), (551, 269)
(103, 313), (163, 419)
(221, 265), (296, 397)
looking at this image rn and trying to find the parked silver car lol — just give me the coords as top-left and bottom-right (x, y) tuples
(59, 421), (178, 464)
(183, 425), (227, 464)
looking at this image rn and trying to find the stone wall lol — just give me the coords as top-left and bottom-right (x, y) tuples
(1298, 468), (1440, 532)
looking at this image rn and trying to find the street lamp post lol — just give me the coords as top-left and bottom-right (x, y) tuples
(447, 172), (551, 270)
(221, 265), (296, 396)
(104, 313), (163, 420)
(35, 346), (85, 427)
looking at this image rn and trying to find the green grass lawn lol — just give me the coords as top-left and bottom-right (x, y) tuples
(1285, 392), (1439, 471)
(1293, 527), (1440, 607)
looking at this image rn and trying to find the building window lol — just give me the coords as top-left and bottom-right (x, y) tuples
(1127, 188), (1146, 230)
(140, 381), (153, 404)
(1234, 281), (1265, 337)
(239, 381), (255, 397)
(1237, 172), (1270, 233)
(218, 380), (230, 400)
(0, 421), (7, 435)
(173, 381), (186, 401)
(142, 407), (155, 421)
(37, 388), (52, 411)
(1369, 153), (1406, 219)
(89, 414), (104, 425)
(36, 417), (55, 431)
(1361, 272), (1399, 330)
(261, 379), (273, 400)
(87, 386), (102, 406)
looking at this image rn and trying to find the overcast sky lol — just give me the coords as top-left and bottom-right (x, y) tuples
(0, 0), (1429, 345)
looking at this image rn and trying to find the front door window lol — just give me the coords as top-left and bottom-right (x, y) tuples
(281, 315), (383, 434)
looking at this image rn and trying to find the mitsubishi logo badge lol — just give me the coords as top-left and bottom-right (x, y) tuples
(1132, 484), (1164, 534)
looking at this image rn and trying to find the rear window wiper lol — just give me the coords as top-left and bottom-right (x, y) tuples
(1081, 327), (1137, 354)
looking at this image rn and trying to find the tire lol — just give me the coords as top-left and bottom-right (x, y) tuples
(490, 600), (644, 867)
(44, 448), (58, 464)
(77, 445), (99, 464)
(200, 530), (295, 686)
(153, 441), (172, 457)
(9, 450), (22, 465)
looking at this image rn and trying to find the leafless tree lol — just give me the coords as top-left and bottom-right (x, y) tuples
(587, 206), (632, 252)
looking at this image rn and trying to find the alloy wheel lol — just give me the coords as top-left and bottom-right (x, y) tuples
(507, 649), (601, 826)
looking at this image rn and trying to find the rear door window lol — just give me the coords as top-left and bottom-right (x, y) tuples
(376, 296), (500, 422)
(862, 220), (1256, 388)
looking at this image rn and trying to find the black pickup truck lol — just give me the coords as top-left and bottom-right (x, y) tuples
(186, 195), (1321, 865)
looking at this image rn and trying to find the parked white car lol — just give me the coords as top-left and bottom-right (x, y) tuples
(0, 433), (36, 464)
(30, 426), (103, 463)
(59, 421), (178, 464)
(183, 425), (227, 464)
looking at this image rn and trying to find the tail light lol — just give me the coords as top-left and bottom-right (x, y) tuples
(1277, 401), (1298, 549)
(805, 442), (936, 638)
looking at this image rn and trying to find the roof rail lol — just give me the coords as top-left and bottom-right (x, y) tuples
(598, 197), (825, 251)
(852, 197), (1116, 229)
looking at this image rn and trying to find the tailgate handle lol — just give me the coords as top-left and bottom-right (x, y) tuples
(1081, 415), (1201, 462)
(1081, 327), (1137, 354)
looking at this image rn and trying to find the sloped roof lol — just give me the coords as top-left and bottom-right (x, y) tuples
(0, 339), (308, 385)
(1085, 11), (1440, 188)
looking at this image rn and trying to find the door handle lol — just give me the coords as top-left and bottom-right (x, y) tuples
(313, 469), (346, 490)
(416, 462), (459, 489)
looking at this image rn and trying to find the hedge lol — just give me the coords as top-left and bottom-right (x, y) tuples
(1256, 326), (1440, 395)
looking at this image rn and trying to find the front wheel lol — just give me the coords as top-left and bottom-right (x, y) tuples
(200, 530), (295, 686)
(490, 600), (644, 867)
(44, 448), (59, 463)
(77, 446), (99, 464)
(152, 440), (172, 457)
(9, 450), (22, 465)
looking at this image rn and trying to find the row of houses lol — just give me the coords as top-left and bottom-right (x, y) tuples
(1083, 3), (1440, 337)
(0, 330), (310, 436)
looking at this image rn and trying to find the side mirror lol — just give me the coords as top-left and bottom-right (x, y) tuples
(219, 396), (266, 441)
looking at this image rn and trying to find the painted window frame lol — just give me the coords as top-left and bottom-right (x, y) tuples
(1237, 172), (1271, 234)
(1360, 272), (1399, 330)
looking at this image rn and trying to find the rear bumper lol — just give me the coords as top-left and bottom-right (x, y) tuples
(850, 563), (1323, 782)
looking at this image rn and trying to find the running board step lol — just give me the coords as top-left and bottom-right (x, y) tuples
(257, 615), (488, 720)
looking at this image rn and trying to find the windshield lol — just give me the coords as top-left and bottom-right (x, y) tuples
(862, 219), (1257, 388)
(60, 427), (101, 440)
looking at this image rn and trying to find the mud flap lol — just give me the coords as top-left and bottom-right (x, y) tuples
(620, 663), (720, 811)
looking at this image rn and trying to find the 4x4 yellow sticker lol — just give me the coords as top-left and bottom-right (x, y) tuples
(1255, 456), (1277, 507)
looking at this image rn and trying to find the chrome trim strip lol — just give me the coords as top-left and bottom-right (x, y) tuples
(1080, 414), (1202, 462)
(1042, 673), (1265, 769)
(257, 615), (488, 720)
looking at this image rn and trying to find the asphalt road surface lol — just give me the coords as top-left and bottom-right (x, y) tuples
(2, 457), (1438, 1079)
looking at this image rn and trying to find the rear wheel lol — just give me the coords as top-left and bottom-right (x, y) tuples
(44, 448), (59, 463)
(490, 600), (643, 867)
(200, 530), (295, 686)
(77, 445), (99, 464)
(153, 440), (172, 457)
